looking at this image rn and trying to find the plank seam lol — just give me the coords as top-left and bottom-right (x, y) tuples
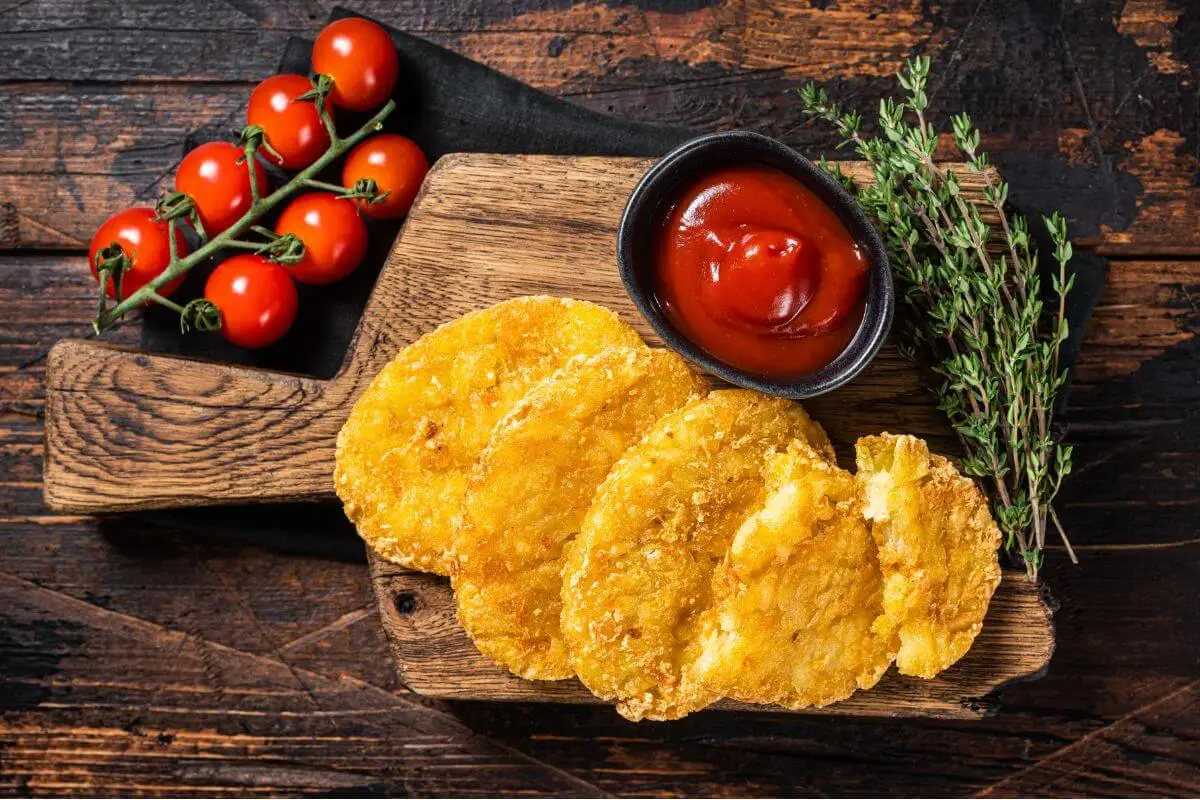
(974, 676), (1200, 797)
(0, 569), (614, 797)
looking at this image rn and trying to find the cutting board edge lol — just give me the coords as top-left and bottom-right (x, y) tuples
(368, 552), (1056, 721)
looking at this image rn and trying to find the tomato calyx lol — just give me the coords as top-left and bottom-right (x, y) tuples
(179, 298), (222, 335)
(296, 73), (335, 107)
(248, 226), (307, 265)
(156, 191), (206, 239)
(341, 134), (428, 219)
(293, 74), (339, 145)
(297, 176), (388, 209)
(238, 124), (283, 173)
(92, 242), (130, 310)
(340, 177), (392, 208)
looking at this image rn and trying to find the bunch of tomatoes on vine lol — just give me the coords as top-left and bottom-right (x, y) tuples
(88, 17), (429, 349)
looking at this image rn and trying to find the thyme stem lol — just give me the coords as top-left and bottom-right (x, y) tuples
(800, 57), (1075, 579)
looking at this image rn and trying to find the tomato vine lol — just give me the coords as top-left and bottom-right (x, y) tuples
(92, 89), (396, 335)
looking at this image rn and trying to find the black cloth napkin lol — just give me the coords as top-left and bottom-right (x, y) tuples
(131, 9), (1103, 558)
(146, 9), (693, 380)
(286, 9), (695, 162)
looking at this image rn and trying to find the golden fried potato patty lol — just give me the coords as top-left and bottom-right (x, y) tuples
(561, 390), (834, 720)
(856, 433), (1002, 678)
(453, 346), (705, 681)
(335, 296), (641, 574)
(694, 441), (894, 709)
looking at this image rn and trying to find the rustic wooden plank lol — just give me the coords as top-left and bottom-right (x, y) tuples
(1069, 260), (1200, 386)
(0, 572), (607, 797)
(4, 0), (1200, 791)
(1056, 257), (1200, 550)
(0, 0), (935, 84)
(978, 680), (1200, 797)
(2, 513), (1195, 797)
(0, 83), (251, 249)
(0, 513), (373, 660)
(1, 0), (1197, 252)
(42, 339), (340, 510)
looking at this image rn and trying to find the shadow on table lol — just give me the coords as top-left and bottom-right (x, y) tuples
(95, 503), (366, 563)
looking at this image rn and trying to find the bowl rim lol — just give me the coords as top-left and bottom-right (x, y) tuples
(616, 130), (894, 399)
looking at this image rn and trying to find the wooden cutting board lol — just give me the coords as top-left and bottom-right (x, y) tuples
(43, 154), (1055, 719)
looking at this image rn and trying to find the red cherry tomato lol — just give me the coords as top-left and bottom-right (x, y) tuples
(311, 18), (399, 112)
(247, 74), (333, 170)
(174, 141), (268, 235)
(204, 254), (298, 349)
(274, 193), (368, 285)
(342, 134), (429, 219)
(88, 207), (188, 300)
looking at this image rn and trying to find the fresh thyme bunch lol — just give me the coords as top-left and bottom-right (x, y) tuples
(799, 56), (1075, 579)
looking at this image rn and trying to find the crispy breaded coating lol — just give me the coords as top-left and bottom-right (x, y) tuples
(335, 296), (641, 574)
(453, 346), (705, 680)
(561, 390), (834, 720)
(855, 433), (1002, 678)
(694, 441), (894, 709)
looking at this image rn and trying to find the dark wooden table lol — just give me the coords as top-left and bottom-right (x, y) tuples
(2, 1), (1198, 796)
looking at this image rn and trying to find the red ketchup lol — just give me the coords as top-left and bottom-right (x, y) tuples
(653, 164), (868, 377)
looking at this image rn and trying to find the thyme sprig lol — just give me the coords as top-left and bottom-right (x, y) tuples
(799, 56), (1075, 579)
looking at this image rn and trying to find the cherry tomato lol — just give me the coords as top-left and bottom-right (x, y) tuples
(342, 134), (428, 219)
(204, 254), (298, 349)
(247, 74), (333, 170)
(311, 18), (399, 112)
(88, 207), (188, 300)
(274, 193), (368, 285)
(174, 141), (268, 235)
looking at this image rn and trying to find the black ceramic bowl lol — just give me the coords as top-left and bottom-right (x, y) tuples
(617, 131), (893, 399)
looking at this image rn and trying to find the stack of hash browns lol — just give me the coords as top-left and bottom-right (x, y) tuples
(335, 296), (1002, 721)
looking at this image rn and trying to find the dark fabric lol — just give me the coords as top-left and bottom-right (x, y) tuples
(149, 10), (693, 380)
(131, 9), (1104, 555)
(284, 9), (694, 161)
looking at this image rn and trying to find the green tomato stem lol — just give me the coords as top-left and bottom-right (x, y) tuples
(302, 178), (349, 194)
(149, 291), (186, 315)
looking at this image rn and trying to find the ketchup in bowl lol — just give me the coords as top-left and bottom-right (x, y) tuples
(652, 164), (868, 377)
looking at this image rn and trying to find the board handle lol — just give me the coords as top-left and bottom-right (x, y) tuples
(43, 339), (344, 513)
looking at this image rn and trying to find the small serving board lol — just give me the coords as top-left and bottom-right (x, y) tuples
(44, 154), (1055, 719)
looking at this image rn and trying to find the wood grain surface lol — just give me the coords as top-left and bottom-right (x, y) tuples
(5, 0), (1200, 795)
(2, 0), (1196, 256)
